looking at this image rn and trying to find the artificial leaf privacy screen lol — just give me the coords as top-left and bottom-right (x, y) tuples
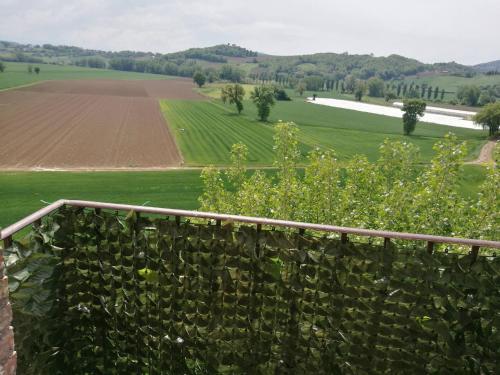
(5, 206), (500, 374)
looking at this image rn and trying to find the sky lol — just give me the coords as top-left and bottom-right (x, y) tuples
(1, 0), (499, 65)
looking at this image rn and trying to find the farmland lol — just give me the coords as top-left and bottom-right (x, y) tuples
(396, 74), (500, 100)
(0, 67), (492, 229)
(0, 78), (203, 169)
(161, 97), (487, 165)
(0, 62), (172, 91)
(160, 100), (299, 165)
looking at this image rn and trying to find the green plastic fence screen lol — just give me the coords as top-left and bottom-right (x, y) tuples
(5, 206), (500, 374)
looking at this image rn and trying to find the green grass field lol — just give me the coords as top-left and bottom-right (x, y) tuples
(0, 62), (171, 90)
(160, 100), (310, 165)
(162, 97), (486, 165)
(197, 83), (257, 99)
(0, 165), (487, 230)
(0, 170), (203, 229)
(396, 74), (500, 100)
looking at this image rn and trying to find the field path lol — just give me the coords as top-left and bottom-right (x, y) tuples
(466, 140), (497, 165)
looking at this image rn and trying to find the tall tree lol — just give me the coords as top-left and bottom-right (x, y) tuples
(441, 89), (445, 101)
(401, 99), (426, 135)
(0, 61), (5, 72)
(250, 86), (276, 121)
(296, 81), (306, 96)
(193, 71), (206, 88)
(354, 80), (367, 101)
(474, 102), (500, 136)
(344, 75), (356, 93)
(397, 84), (402, 97)
(457, 85), (481, 106)
(434, 86), (439, 100)
(367, 77), (385, 97)
(221, 84), (246, 114)
(427, 86), (433, 100)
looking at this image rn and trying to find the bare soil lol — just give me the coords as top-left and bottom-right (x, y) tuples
(466, 140), (497, 165)
(0, 79), (203, 169)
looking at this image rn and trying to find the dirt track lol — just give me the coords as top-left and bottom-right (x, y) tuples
(0, 79), (203, 169)
(466, 140), (497, 165)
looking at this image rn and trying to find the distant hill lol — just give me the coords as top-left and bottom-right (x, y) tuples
(0, 40), (478, 81)
(473, 60), (500, 74)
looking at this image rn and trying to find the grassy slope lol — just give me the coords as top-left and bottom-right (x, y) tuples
(162, 97), (486, 165)
(242, 99), (486, 161)
(160, 100), (311, 165)
(0, 170), (203, 229)
(0, 62), (171, 90)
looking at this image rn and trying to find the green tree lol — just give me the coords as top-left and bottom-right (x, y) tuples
(441, 89), (445, 100)
(344, 75), (356, 93)
(0, 61), (4, 72)
(367, 77), (385, 97)
(433, 86), (439, 100)
(385, 91), (397, 102)
(473, 102), (500, 136)
(456, 85), (481, 106)
(221, 84), (245, 114)
(427, 86), (433, 100)
(199, 122), (497, 242)
(219, 65), (244, 82)
(303, 76), (324, 91)
(28, 64), (33, 74)
(250, 86), (275, 121)
(296, 81), (306, 96)
(193, 71), (206, 88)
(401, 99), (426, 135)
(204, 67), (218, 83)
(354, 80), (366, 101)
(479, 89), (497, 106)
(406, 87), (420, 99)
(34, 66), (40, 74)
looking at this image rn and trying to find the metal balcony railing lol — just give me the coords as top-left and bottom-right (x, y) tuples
(2, 199), (499, 252)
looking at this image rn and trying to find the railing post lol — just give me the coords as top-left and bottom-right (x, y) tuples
(471, 246), (480, 263)
(3, 237), (12, 250)
(427, 241), (434, 254)
(341, 233), (348, 244)
(384, 237), (391, 249)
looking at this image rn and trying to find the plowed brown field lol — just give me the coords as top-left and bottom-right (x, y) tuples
(0, 78), (202, 170)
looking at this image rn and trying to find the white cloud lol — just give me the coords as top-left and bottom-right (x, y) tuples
(1, 0), (499, 64)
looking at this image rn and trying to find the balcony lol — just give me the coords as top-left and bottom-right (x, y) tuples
(1, 200), (499, 374)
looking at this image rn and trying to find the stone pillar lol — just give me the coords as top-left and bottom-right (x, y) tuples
(0, 245), (16, 375)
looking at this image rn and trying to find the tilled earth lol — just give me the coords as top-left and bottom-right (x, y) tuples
(0, 78), (203, 169)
